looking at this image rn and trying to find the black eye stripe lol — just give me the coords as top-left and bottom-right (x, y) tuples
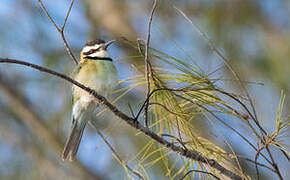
(83, 47), (101, 55)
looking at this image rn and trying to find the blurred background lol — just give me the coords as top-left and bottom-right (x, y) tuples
(0, 0), (289, 179)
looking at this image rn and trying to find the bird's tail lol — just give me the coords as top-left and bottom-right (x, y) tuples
(62, 118), (86, 161)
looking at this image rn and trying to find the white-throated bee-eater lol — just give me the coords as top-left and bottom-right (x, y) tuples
(62, 39), (118, 161)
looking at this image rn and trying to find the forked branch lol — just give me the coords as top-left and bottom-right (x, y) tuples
(38, 0), (78, 65)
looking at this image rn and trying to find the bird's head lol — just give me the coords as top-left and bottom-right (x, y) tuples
(81, 39), (115, 62)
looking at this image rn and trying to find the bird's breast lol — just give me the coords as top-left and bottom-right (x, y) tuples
(73, 60), (118, 102)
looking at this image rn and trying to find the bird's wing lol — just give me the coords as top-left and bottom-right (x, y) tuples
(71, 62), (84, 79)
(71, 62), (86, 104)
(70, 62), (86, 126)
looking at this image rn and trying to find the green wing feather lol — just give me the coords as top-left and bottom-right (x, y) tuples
(71, 62), (85, 104)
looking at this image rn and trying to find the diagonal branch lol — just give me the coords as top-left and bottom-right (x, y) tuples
(239, 157), (275, 173)
(61, 0), (74, 31)
(0, 58), (243, 180)
(37, 0), (60, 31)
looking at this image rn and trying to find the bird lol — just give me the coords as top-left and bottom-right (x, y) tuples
(62, 39), (118, 161)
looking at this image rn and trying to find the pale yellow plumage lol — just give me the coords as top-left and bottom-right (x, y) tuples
(62, 39), (118, 161)
(73, 59), (118, 102)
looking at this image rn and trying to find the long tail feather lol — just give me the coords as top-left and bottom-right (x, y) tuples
(62, 118), (86, 161)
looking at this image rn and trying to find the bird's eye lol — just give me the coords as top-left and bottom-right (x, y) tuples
(83, 47), (101, 55)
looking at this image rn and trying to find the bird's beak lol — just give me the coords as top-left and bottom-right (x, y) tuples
(103, 40), (116, 50)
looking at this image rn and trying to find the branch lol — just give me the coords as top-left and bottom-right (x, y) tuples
(254, 146), (265, 180)
(38, 0), (78, 65)
(239, 157), (275, 173)
(61, 0), (74, 31)
(0, 58), (243, 180)
(143, 0), (158, 127)
(265, 146), (283, 180)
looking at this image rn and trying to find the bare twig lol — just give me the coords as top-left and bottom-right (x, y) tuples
(175, 117), (183, 146)
(161, 134), (187, 150)
(128, 102), (136, 119)
(0, 58), (243, 180)
(89, 122), (144, 180)
(61, 0), (74, 31)
(38, 0), (78, 65)
(144, 0), (158, 127)
(274, 144), (290, 162)
(37, 0), (59, 31)
(135, 87), (209, 120)
(149, 102), (180, 116)
(254, 146), (265, 180)
(239, 156), (275, 172)
(254, 142), (283, 180)
(180, 169), (221, 180)
(265, 146), (283, 180)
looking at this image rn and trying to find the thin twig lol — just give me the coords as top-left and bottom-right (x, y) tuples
(89, 122), (144, 180)
(239, 157), (275, 172)
(218, 88), (284, 179)
(37, 0), (60, 31)
(274, 144), (290, 162)
(61, 0), (74, 31)
(60, 33), (78, 65)
(149, 102), (180, 116)
(37, 0), (78, 65)
(180, 169), (221, 180)
(265, 146), (283, 180)
(216, 90), (261, 137)
(254, 146), (265, 180)
(135, 87), (208, 120)
(161, 134), (187, 150)
(144, 0), (158, 127)
(0, 58), (243, 180)
(175, 117), (183, 146)
(128, 102), (136, 119)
